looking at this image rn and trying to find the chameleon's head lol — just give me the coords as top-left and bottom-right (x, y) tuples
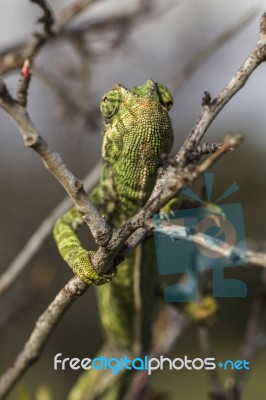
(100, 80), (174, 205)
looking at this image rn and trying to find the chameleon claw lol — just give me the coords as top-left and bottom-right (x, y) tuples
(160, 198), (181, 215)
(94, 268), (117, 286)
(92, 271), (116, 286)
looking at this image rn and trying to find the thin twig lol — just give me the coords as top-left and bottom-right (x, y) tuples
(155, 218), (266, 269)
(0, 276), (88, 399)
(197, 326), (227, 400)
(30, 0), (55, 36)
(226, 271), (266, 400)
(187, 142), (233, 163)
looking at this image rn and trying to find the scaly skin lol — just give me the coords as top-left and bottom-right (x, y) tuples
(53, 80), (174, 399)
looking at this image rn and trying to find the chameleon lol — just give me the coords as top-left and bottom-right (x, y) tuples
(53, 80), (174, 399)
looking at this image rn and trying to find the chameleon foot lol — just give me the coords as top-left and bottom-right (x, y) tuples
(66, 250), (116, 286)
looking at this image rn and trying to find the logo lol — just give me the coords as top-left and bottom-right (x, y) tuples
(53, 354), (250, 374)
(153, 173), (247, 302)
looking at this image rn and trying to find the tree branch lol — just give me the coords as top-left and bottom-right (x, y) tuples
(30, 0), (55, 36)
(0, 277), (88, 399)
(154, 215), (266, 269)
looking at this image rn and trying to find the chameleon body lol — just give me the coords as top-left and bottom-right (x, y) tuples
(53, 80), (174, 398)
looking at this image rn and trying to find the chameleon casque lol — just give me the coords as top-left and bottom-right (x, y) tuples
(53, 80), (174, 399)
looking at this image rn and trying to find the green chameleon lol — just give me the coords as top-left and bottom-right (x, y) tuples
(53, 80), (215, 400)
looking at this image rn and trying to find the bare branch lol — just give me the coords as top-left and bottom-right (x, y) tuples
(187, 142), (233, 163)
(0, 277), (88, 399)
(155, 216), (266, 269)
(53, 0), (99, 33)
(0, 162), (101, 296)
(175, 12), (266, 167)
(30, 0), (55, 36)
(197, 326), (227, 400)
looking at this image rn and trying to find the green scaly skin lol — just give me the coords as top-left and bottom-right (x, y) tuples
(53, 80), (174, 399)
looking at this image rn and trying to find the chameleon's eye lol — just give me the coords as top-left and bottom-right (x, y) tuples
(100, 87), (121, 120)
(156, 83), (174, 110)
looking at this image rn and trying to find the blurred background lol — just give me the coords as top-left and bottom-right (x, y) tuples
(0, 0), (265, 399)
